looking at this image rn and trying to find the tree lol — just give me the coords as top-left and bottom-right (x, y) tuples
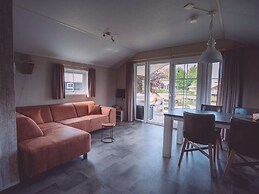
(175, 67), (185, 91)
(175, 65), (197, 91)
(150, 70), (167, 93)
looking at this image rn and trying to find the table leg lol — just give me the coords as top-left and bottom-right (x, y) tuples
(177, 121), (183, 144)
(163, 115), (173, 158)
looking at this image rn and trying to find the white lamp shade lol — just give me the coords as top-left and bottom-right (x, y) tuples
(199, 37), (223, 63)
(198, 45), (223, 64)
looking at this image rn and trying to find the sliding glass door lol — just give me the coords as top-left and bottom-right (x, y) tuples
(148, 63), (170, 124)
(134, 62), (172, 125)
(134, 58), (220, 125)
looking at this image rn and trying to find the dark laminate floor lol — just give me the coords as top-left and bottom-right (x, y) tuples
(2, 122), (259, 194)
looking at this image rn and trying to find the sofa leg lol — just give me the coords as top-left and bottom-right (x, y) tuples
(83, 153), (88, 160)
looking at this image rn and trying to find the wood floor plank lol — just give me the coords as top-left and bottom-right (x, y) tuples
(2, 122), (259, 194)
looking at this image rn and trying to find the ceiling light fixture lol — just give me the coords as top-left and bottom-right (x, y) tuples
(190, 14), (198, 24)
(199, 11), (223, 64)
(184, 3), (223, 64)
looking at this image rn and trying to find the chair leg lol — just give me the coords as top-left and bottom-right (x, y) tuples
(213, 144), (216, 164)
(83, 153), (88, 160)
(222, 150), (236, 180)
(208, 144), (215, 177)
(178, 138), (188, 167)
(216, 138), (220, 160)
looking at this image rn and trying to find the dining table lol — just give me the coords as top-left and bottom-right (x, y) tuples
(162, 108), (251, 158)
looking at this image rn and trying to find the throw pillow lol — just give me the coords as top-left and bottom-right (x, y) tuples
(22, 109), (44, 124)
(88, 105), (101, 114)
(16, 116), (44, 142)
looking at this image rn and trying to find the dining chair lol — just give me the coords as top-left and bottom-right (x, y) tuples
(234, 107), (259, 115)
(201, 104), (223, 113)
(200, 104), (223, 158)
(222, 117), (259, 180)
(178, 112), (219, 176)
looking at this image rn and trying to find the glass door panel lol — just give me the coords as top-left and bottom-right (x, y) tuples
(135, 65), (146, 120)
(148, 63), (170, 125)
(210, 62), (220, 105)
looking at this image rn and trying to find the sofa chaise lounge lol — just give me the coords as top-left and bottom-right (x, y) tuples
(16, 101), (116, 179)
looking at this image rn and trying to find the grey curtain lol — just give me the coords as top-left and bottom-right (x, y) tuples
(88, 68), (96, 97)
(125, 62), (134, 121)
(52, 64), (65, 99)
(217, 49), (244, 113)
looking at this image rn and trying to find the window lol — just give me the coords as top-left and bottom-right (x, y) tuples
(174, 63), (198, 109)
(64, 68), (88, 95)
(209, 62), (221, 105)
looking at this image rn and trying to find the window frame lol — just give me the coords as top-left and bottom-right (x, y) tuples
(64, 67), (88, 96)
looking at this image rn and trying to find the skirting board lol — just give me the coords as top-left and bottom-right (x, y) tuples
(0, 180), (20, 192)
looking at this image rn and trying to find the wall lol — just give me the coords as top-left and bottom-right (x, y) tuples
(115, 64), (126, 111)
(15, 53), (116, 107)
(242, 47), (259, 108)
(0, 0), (19, 191)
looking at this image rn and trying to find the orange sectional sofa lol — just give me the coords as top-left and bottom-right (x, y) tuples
(16, 101), (116, 179)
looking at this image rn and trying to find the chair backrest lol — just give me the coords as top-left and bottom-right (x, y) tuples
(201, 104), (223, 113)
(229, 117), (259, 159)
(183, 112), (217, 145)
(234, 107), (259, 115)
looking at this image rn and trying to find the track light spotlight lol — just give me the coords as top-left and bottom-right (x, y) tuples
(111, 36), (115, 42)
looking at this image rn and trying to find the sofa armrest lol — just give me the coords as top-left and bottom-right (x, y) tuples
(101, 106), (116, 124)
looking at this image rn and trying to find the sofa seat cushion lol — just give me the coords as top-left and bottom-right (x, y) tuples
(59, 117), (92, 132)
(58, 114), (109, 132)
(38, 122), (66, 133)
(16, 114), (44, 142)
(18, 126), (91, 178)
(50, 103), (77, 121)
(81, 114), (109, 132)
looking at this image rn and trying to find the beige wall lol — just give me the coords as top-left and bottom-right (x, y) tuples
(115, 64), (126, 111)
(242, 47), (259, 108)
(15, 53), (116, 107)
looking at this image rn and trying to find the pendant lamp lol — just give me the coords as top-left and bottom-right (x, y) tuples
(198, 12), (223, 64)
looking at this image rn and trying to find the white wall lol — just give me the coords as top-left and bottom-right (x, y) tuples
(15, 53), (116, 107)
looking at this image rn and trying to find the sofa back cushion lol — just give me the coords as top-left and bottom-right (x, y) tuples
(88, 105), (101, 114)
(16, 105), (53, 123)
(50, 103), (77, 121)
(16, 113), (44, 142)
(73, 101), (95, 117)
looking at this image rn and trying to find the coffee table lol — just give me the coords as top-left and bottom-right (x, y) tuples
(101, 123), (115, 143)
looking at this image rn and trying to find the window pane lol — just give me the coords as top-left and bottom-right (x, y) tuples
(175, 64), (185, 79)
(74, 73), (83, 82)
(174, 63), (198, 109)
(64, 68), (87, 95)
(65, 73), (73, 82)
(210, 62), (220, 105)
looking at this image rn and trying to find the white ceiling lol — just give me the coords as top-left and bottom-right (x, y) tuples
(13, 0), (259, 68)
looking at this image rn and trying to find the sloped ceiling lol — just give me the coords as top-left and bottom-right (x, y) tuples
(13, 0), (259, 68)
